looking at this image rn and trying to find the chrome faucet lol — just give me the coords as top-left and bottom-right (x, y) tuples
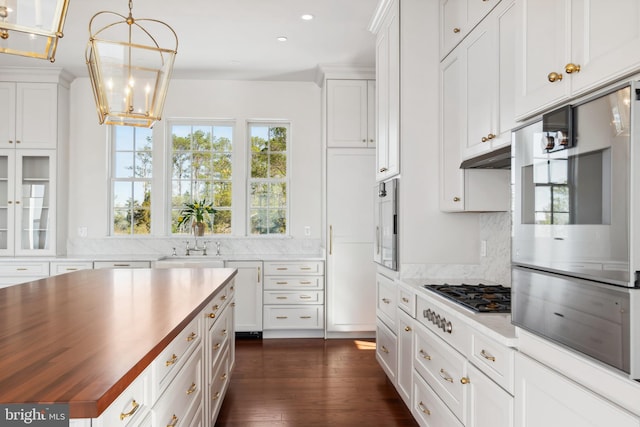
(215, 241), (221, 256)
(185, 238), (207, 256)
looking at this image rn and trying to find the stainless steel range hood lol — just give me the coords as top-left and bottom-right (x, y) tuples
(459, 145), (511, 169)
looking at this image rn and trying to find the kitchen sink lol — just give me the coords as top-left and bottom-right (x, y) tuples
(154, 255), (225, 268)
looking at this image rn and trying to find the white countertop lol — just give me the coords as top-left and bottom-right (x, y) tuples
(399, 278), (518, 347)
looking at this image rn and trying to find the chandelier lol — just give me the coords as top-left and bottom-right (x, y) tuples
(86, 0), (178, 128)
(0, 0), (70, 62)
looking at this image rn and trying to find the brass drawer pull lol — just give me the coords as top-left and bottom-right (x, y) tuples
(276, 267), (288, 271)
(186, 332), (197, 342)
(186, 382), (197, 395)
(480, 349), (496, 362)
(299, 295), (312, 299)
(276, 296), (288, 300)
(419, 349), (431, 360)
(213, 343), (221, 350)
(300, 281), (312, 284)
(276, 316), (288, 319)
(212, 391), (221, 401)
(119, 400), (140, 420)
(418, 401), (431, 415)
(300, 315), (312, 319)
(167, 414), (178, 427)
(439, 368), (454, 383)
(166, 354), (178, 366)
(382, 298), (391, 304)
(276, 281), (289, 284)
(381, 345), (389, 354)
(402, 297), (409, 303)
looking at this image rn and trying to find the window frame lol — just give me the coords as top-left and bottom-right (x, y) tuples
(246, 121), (291, 237)
(108, 125), (154, 236)
(166, 119), (236, 236)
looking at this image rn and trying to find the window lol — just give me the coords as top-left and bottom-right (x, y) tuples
(111, 126), (153, 235)
(170, 122), (233, 234)
(248, 123), (289, 235)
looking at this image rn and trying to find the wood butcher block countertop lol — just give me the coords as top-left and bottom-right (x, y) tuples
(0, 267), (237, 418)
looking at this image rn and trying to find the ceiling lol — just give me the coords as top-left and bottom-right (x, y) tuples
(2, 0), (380, 81)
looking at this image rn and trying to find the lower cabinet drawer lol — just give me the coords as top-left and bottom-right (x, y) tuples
(263, 305), (324, 329)
(209, 346), (231, 425)
(0, 261), (49, 276)
(152, 314), (202, 399)
(95, 367), (151, 427)
(50, 261), (93, 275)
(414, 322), (467, 422)
(208, 305), (231, 379)
(376, 320), (397, 383)
(263, 276), (323, 290)
(154, 349), (202, 427)
(263, 290), (324, 305)
(93, 261), (151, 269)
(413, 370), (463, 427)
(470, 330), (514, 394)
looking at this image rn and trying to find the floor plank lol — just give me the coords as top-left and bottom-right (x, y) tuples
(216, 338), (418, 426)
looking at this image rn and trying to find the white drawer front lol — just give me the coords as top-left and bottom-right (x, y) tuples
(154, 349), (202, 427)
(0, 262), (49, 276)
(414, 322), (468, 422)
(264, 276), (323, 290)
(152, 315), (202, 399)
(208, 306), (231, 377)
(97, 367), (151, 427)
(50, 262), (93, 275)
(376, 320), (397, 383)
(264, 291), (324, 305)
(413, 370), (464, 427)
(208, 347), (231, 424)
(263, 305), (324, 329)
(263, 261), (324, 275)
(470, 330), (515, 394)
(377, 277), (396, 330)
(397, 283), (416, 317)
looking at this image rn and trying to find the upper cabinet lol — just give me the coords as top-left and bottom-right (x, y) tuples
(515, 0), (640, 120)
(0, 82), (59, 150)
(327, 79), (376, 148)
(373, 0), (400, 181)
(439, 0), (513, 212)
(440, 0), (502, 60)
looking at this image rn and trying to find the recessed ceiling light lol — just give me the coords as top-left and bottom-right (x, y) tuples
(277, 36), (288, 42)
(301, 14), (314, 21)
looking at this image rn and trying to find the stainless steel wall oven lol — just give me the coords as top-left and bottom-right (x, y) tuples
(511, 82), (640, 379)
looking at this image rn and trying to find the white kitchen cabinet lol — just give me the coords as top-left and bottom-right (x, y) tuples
(467, 363), (513, 427)
(461, 0), (516, 161)
(376, 272), (397, 331)
(326, 148), (376, 335)
(225, 260), (262, 335)
(0, 260), (50, 288)
(440, 0), (502, 60)
(93, 261), (151, 269)
(262, 260), (325, 338)
(515, 352), (640, 427)
(439, 40), (510, 212)
(397, 309), (414, 407)
(0, 149), (57, 256)
(377, 318), (398, 384)
(515, 0), (640, 120)
(0, 82), (58, 150)
(373, 0), (400, 181)
(326, 80), (375, 148)
(50, 261), (93, 276)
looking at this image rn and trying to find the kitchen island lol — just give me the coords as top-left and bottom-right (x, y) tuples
(0, 267), (236, 424)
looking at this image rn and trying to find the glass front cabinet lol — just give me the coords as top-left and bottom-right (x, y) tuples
(0, 150), (56, 256)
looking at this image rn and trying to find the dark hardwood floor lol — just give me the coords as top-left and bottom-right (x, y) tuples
(215, 338), (418, 426)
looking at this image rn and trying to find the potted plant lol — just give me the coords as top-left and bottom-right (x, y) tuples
(176, 198), (216, 236)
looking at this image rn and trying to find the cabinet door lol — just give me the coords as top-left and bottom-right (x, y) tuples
(326, 149), (376, 333)
(570, 0), (640, 95)
(376, 0), (400, 181)
(440, 52), (465, 211)
(16, 83), (58, 149)
(514, 0), (571, 120)
(396, 310), (414, 407)
(225, 261), (262, 333)
(440, 0), (466, 59)
(15, 150), (56, 256)
(0, 150), (15, 256)
(327, 80), (369, 148)
(515, 353), (640, 427)
(467, 363), (513, 427)
(0, 83), (16, 148)
(367, 80), (376, 147)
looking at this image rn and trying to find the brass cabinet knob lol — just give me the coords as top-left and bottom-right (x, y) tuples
(481, 136), (488, 142)
(548, 72), (563, 82)
(453, 27), (461, 33)
(565, 63), (581, 74)
(460, 377), (470, 385)
(487, 133), (495, 140)
(453, 197), (461, 202)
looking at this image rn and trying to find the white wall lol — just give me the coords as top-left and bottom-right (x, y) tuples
(397, 0), (511, 284)
(68, 77), (322, 250)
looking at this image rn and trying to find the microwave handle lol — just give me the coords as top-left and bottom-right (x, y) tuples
(376, 226), (380, 255)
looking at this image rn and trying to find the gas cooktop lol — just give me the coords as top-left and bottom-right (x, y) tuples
(422, 283), (511, 313)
